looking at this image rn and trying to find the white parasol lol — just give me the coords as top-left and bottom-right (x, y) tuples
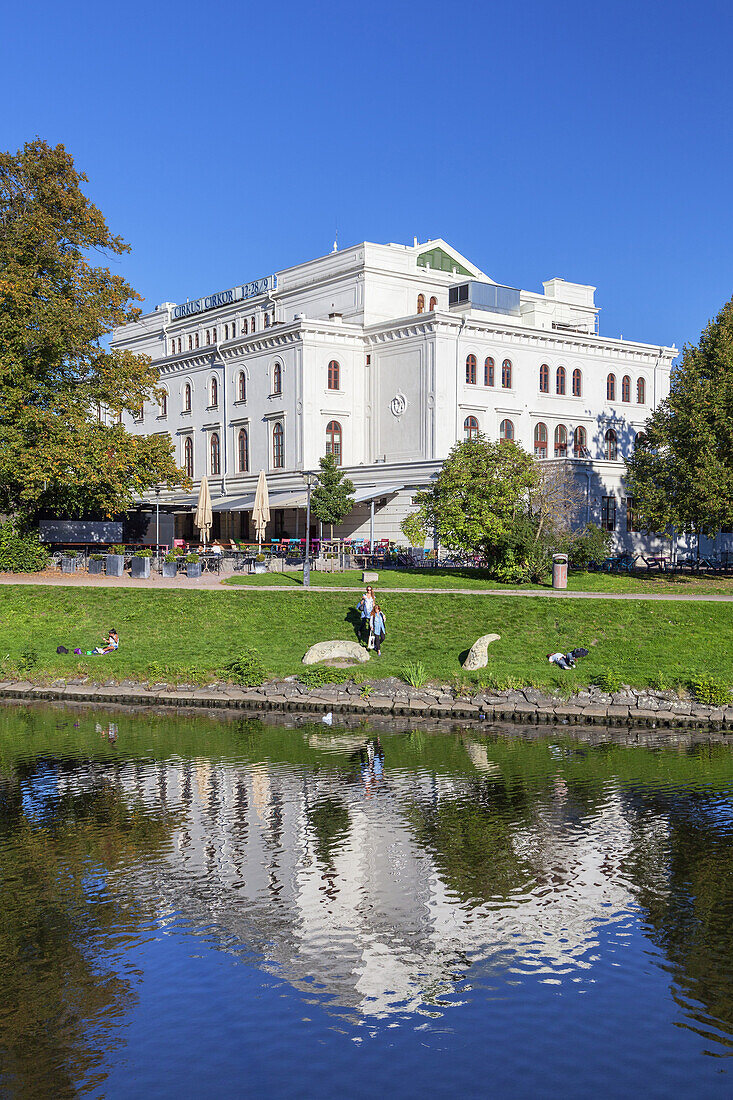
(252, 469), (270, 549)
(194, 474), (213, 546)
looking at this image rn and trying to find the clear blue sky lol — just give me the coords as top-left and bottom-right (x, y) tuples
(2, 0), (732, 355)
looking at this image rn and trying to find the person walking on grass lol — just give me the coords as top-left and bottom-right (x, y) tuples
(357, 584), (375, 644)
(370, 603), (386, 656)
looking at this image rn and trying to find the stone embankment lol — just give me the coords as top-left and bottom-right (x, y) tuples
(1, 678), (732, 732)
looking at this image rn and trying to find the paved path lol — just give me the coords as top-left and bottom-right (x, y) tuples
(1, 573), (733, 601)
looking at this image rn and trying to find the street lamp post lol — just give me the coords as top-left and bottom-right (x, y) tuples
(303, 471), (315, 588)
(155, 487), (161, 550)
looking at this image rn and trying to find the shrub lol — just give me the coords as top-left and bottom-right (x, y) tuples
(688, 675), (731, 707)
(185, 553), (200, 564)
(110, 545), (125, 555)
(0, 524), (49, 573)
(401, 660), (428, 688)
(90, 553), (105, 561)
(164, 552), (178, 563)
(299, 666), (353, 688)
(224, 651), (268, 687)
(64, 550), (78, 558)
(400, 510), (427, 548)
(591, 670), (623, 694)
(134, 549), (152, 558)
(568, 524), (613, 570)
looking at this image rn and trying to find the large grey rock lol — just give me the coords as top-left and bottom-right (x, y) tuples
(302, 640), (370, 665)
(461, 633), (501, 670)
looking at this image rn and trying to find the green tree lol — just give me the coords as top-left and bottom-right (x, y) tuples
(311, 453), (355, 539)
(415, 435), (538, 559)
(0, 139), (188, 524)
(400, 508), (427, 548)
(625, 296), (733, 540)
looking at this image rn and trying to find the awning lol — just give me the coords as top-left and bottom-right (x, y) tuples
(268, 490), (308, 510)
(352, 483), (405, 504)
(212, 494), (256, 512)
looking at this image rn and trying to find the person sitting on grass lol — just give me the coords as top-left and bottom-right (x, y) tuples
(96, 629), (119, 654)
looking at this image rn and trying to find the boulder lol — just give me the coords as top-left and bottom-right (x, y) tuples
(461, 633), (501, 670)
(302, 640), (370, 665)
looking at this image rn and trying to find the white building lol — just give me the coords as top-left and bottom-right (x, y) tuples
(111, 238), (678, 550)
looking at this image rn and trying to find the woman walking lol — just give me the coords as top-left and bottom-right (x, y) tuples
(370, 603), (386, 656)
(357, 584), (375, 645)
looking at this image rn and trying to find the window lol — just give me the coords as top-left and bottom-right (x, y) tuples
(177, 338), (182, 353)
(238, 428), (249, 472)
(622, 375), (631, 402)
(211, 327), (217, 342)
(635, 431), (646, 449)
(195, 333), (199, 349)
(171, 339), (176, 356)
(626, 496), (640, 532)
(184, 436), (193, 478)
(637, 377), (646, 404)
(183, 383), (191, 413)
(134, 403), (144, 421)
(605, 427), (618, 460)
(466, 354), (477, 385)
(502, 359), (512, 388)
(273, 362), (282, 395)
(230, 321), (236, 338)
(572, 368), (582, 397)
(272, 421), (284, 468)
(556, 365), (566, 395)
(554, 424), (568, 457)
(464, 415), (479, 440)
(328, 360), (340, 390)
(238, 371), (246, 402)
(417, 294), (425, 314)
(429, 296), (437, 311)
(206, 330), (210, 345)
(534, 422), (548, 458)
(243, 318), (248, 335)
(264, 314), (270, 328)
(188, 335), (193, 351)
(539, 363), (549, 392)
(210, 432), (220, 475)
(574, 425), (587, 457)
(159, 390), (168, 418)
(250, 316), (256, 333)
(607, 373), (616, 401)
(209, 376), (218, 408)
(602, 495), (616, 531)
(499, 418), (514, 441)
(224, 324), (229, 340)
(326, 420), (342, 465)
(485, 357), (494, 386)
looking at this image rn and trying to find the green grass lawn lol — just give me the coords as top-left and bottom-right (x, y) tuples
(224, 566), (733, 596)
(1, 585), (731, 691)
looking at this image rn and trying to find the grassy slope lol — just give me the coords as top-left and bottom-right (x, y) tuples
(0, 585), (731, 690)
(224, 567), (733, 596)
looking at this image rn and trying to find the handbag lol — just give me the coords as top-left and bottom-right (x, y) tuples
(367, 631), (375, 650)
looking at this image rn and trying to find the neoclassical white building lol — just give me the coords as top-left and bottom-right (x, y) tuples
(111, 238), (678, 549)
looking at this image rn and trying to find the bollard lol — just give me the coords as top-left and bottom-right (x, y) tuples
(552, 552), (568, 589)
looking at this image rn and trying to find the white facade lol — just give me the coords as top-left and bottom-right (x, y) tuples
(111, 238), (679, 549)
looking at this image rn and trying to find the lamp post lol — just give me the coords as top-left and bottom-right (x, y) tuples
(303, 470), (315, 588)
(155, 487), (161, 550)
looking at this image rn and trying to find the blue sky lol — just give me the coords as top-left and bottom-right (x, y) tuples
(2, 0), (732, 355)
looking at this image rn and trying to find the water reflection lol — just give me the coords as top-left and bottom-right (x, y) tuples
(1, 706), (733, 1096)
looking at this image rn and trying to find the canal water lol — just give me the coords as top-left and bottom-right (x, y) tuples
(1, 705), (733, 1098)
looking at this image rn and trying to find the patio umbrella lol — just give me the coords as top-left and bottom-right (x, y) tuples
(252, 469), (270, 550)
(194, 475), (213, 547)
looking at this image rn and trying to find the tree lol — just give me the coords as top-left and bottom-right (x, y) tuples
(528, 460), (585, 543)
(414, 435), (538, 558)
(310, 454), (355, 539)
(0, 139), (188, 523)
(400, 508), (427, 548)
(625, 296), (733, 540)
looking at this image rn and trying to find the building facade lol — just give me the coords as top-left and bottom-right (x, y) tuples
(112, 238), (681, 550)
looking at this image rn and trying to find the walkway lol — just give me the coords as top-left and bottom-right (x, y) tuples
(2, 572), (733, 601)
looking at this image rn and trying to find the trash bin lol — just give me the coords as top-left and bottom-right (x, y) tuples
(552, 553), (568, 590)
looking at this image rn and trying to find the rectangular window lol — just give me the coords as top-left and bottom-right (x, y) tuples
(625, 497), (639, 533)
(602, 496), (616, 532)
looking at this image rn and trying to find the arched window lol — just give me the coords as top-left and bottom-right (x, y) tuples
(272, 421), (284, 468)
(417, 294), (425, 314)
(534, 422), (548, 458)
(464, 415), (479, 440)
(264, 314), (270, 328)
(206, 330), (210, 345)
(238, 428), (249, 472)
(556, 365), (566, 395)
(622, 375), (631, 402)
(250, 316), (256, 333)
(637, 377), (646, 404)
(159, 390), (168, 418)
(238, 371), (246, 402)
(184, 436), (193, 478)
(183, 383), (191, 413)
(171, 339), (176, 356)
(502, 359), (512, 388)
(574, 426), (587, 457)
(485, 357), (494, 386)
(210, 432), (220, 475)
(572, 368), (582, 397)
(195, 333), (199, 348)
(230, 321), (235, 338)
(607, 373), (616, 401)
(243, 318), (248, 335)
(188, 335), (193, 351)
(499, 419), (514, 441)
(554, 424), (568, 457)
(465, 354), (477, 385)
(224, 324), (229, 340)
(177, 338), (182, 353)
(635, 431), (646, 449)
(429, 296), (437, 311)
(209, 376), (218, 407)
(539, 363), (549, 392)
(272, 362), (282, 395)
(211, 327), (217, 342)
(605, 428), (618, 461)
(326, 420), (343, 465)
(328, 360), (340, 390)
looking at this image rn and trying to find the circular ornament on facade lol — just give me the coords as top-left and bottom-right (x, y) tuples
(427, 392), (435, 409)
(296, 400), (303, 414)
(390, 392), (408, 418)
